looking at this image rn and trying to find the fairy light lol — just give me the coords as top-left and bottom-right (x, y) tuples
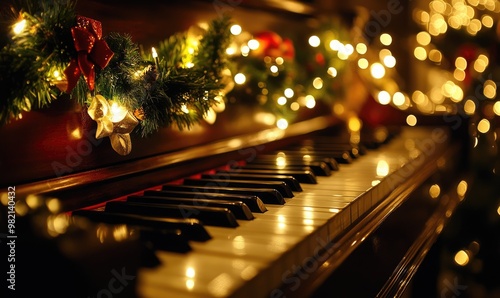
(151, 47), (159, 68)
(13, 19), (27, 35)
(330, 40), (341, 51)
(270, 65), (279, 74)
(377, 91), (391, 105)
(429, 49), (442, 63)
(327, 67), (338, 77)
(455, 57), (467, 70)
(477, 118), (490, 133)
(290, 102), (300, 111)
(383, 55), (396, 68)
(493, 101), (500, 116)
(277, 118), (288, 130)
(370, 63), (385, 79)
(313, 77), (324, 89)
(181, 104), (190, 114)
(380, 33), (392, 46)
(234, 73), (246, 85)
(305, 95), (316, 109)
(284, 88), (294, 98)
(474, 55), (489, 72)
(358, 58), (369, 69)
(109, 101), (128, 122)
(275, 57), (284, 65)
(393, 92), (405, 106)
(414, 47), (427, 61)
(248, 39), (260, 50)
(416, 31), (431, 46)
(230, 24), (242, 35)
(406, 114), (417, 126)
(482, 15), (494, 28)
(309, 36), (320, 47)
(356, 43), (367, 54)
(483, 80), (496, 99)
(454, 250), (470, 266)
(464, 99), (476, 115)
(454, 69), (466, 81)
(277, 97), (287, 105)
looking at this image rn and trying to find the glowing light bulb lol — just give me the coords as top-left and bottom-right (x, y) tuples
(248, 39), (260, 50)
(277, 118), (288, 130)
(309, 36), (320, 47)
(380, 33), (392, 46)
(230, 24), (242, 35)
(305, 95), (316, 109)
(370, 63), (386, 79)
(13, 19), (27, 35)
(234, 73), (246, 85)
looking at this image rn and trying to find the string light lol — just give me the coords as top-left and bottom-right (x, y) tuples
(230, 24), (242, 35)
(234, 73), (246, 85)
(370, 63), (386, 79)
(309, 36), (320, 47)
(277, 118), (288, 130)
(13, 19), (27, 35)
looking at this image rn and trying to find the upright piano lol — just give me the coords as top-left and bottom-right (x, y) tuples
(0, 1), (470, 297)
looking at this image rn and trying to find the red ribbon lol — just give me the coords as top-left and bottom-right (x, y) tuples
(64, 16), (114, 93)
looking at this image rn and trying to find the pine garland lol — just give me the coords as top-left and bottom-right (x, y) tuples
(0, 0), (232, 137)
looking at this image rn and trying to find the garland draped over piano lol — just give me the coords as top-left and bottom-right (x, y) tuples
(0, 0), (232, 154)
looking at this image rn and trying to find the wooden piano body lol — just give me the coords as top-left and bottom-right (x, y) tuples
(0, 1), (469, 297)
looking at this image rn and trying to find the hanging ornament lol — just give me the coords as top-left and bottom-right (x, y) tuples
(87, 95), (139, 155)
(64, 16), (114, 93)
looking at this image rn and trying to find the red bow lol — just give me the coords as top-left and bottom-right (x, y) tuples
(64, 16), (114, 93)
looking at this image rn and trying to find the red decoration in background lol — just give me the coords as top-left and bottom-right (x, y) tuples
(253, 31), (295, 60)
(64, 16), (114, 93)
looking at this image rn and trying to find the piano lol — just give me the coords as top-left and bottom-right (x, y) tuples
(0, 1), (470, 297)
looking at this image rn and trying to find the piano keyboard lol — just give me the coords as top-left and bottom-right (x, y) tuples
(72, 126), (451, 298)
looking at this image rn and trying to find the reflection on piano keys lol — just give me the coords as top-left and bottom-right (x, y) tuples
(5, 124), (465, 298)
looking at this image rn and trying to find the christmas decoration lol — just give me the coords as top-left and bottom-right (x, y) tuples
(0, 0), (232, 154)
(87, 95), (138, 155)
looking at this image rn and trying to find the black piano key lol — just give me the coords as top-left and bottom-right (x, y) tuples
(137, 227), (192, 253)
(202, 173), (302, 191)
(244, 161), (332, 176)
(127, 195), (254, 220)
(72, 209), (211, 242)
(161, 184), (286, 205)
(143, 190), (267, 213)
(105, 201), (239, 228)
(254, 155), (339, 171)
(182, 178), (294, 198)
(232, 169), (317, 184)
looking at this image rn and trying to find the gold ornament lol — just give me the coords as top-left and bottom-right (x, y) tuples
(88, 95), (139, 155)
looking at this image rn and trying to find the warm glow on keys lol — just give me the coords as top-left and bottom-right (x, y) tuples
(376, 160), (389, 177)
